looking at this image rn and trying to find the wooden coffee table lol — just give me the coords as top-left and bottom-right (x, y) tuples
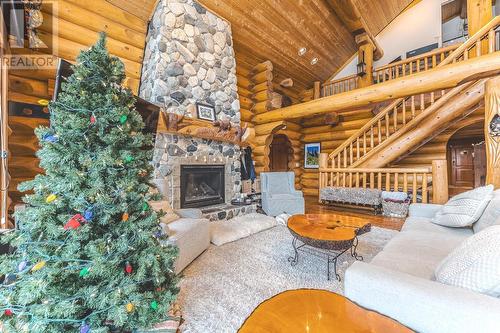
(287, 214), (371, 280)
(238, 289), (414, 333)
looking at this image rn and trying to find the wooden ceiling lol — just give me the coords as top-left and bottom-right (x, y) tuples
(109, 0), (413, 91)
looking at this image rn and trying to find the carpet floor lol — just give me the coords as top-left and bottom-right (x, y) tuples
(176, 225), (398, 333)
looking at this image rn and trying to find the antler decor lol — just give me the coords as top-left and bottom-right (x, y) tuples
(159, 112), (254, 146)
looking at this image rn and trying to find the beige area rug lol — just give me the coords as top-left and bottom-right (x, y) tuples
(176, 224), (398, 333)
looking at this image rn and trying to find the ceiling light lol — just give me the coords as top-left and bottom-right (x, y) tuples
(298, 47), (307, 56)
(311, 57), (318, 65)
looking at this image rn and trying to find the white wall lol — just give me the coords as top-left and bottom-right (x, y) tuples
(334, 0), (444, 79)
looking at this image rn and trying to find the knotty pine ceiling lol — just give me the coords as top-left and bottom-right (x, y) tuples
(113, 0), (414, 90)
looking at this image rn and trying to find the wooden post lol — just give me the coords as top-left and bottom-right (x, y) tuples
(467, 0), (492, 57)
(485, 76), (500, 188)
(318, 153), (329, 201)
(313, 81), (321, 99)
(319, 153), (328, 169)
(0, 14), (10, 229)
(357, 41), (374, 88)
(432, 160), (449, 204)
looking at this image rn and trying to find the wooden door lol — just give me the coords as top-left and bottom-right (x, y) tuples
(473, 142), (486, 187)
(450, 144), (474, 188)
(269, 135), (290, 172)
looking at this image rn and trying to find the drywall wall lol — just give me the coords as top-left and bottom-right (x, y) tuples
(334, 0), (444, 78)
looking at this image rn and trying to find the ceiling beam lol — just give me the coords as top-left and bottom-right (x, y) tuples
(252, 52), (500, 123)
(325, 0), (383, 60)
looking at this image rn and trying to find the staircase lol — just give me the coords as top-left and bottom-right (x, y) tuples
(319, 16), (500, 203)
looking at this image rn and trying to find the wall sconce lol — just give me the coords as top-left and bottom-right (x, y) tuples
(489, 114), (500, 136)
(357, 51), (366, 77)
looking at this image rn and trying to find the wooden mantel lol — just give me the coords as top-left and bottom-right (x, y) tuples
(157, 112), (254, 146)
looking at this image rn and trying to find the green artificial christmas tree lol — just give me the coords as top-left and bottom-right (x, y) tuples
(0, 34), (178, 333)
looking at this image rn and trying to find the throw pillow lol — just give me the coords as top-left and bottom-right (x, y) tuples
(150, 200), (180, 224)
(434, 225), (500, 297)
(432, 185), (494, 227)
(473, 190), (500, 233)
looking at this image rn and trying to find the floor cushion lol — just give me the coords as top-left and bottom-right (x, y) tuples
(432, 185), (493, 228)
(210, 213), (277, 246)
(435, 225), (500, 296)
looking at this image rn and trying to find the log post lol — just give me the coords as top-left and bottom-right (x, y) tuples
(485, 76), (500, 188)
(313, 81), (321, 99)
(319, 153), (329, 201)
(432, 160), (449, 204)
(356, 33), (374, 88)
(467, 0), (492, 57)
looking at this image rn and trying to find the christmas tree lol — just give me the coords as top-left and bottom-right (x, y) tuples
(0, 34), (178, 333)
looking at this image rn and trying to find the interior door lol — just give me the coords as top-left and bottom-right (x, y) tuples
(450, 144), (474, 187)
(269, 135), (290, 172)
(473, 142), (486, 187)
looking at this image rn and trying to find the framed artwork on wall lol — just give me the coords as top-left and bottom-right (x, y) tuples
(196, 102), (216, 121)
(304, 143), (321, 169)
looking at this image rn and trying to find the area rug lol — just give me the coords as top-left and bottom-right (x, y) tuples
(176, 224), (398, 333)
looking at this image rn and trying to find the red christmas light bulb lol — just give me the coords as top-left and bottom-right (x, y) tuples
(125, 261), (133, 274)
(4, 309), (13, 316)
(90, 115), (96, 124)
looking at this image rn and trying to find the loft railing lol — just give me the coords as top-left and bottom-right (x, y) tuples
(326, 15), (500, 171)
(318, 166), (432, 203)
(321, 74), (358, 97)
(319, 16), (500, 98)
(373, 44), (459, 84)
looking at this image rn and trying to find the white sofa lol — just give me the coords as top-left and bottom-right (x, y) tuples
(345, 192), (500, 333)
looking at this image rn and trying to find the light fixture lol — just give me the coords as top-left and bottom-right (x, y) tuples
(311, 57), (318, 65)
(356, 51), (367, 77)
(298, 47), (307, 56)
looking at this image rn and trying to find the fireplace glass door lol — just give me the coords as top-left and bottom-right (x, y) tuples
(180, 165), (225, 208)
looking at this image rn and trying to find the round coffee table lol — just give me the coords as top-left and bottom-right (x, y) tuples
(238, 289), (414, 333)
(287, 214), (371, 280)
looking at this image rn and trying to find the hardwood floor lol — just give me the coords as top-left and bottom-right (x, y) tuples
(304, 195), (404, 231)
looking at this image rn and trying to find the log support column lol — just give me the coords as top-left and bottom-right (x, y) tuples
(432, 160), (449, 204)
(485, 76), (500, 188)
(355, 33), (374, 88)
(467, 0), (492, 56)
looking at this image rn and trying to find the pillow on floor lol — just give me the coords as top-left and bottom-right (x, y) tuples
(435, 225), (500, 296)
(210, 213), (277, 246)
(432, 185), (494, 227)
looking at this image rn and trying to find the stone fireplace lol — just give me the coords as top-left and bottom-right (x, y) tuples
(141, 0), (248, 219)
(180, 164), (225, 208)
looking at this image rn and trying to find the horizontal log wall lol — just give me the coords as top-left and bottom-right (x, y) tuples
(7, 0), (150, 210)
(300, 110), (375, 196)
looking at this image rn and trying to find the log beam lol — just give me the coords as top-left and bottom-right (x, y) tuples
(253, 52), (500, 123)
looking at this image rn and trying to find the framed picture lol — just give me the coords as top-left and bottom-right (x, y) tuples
(196, 102), (216, 121)
(304, 143), (321, 169)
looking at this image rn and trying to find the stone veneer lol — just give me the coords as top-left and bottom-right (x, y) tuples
(140, 0), (242, 212)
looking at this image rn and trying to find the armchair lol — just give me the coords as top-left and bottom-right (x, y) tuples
(261, 172), (305, 216)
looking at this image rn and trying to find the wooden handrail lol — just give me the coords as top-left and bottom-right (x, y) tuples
(320, 167), (431, 173)
(318, 166), (432, 203)
(0, 8), (10, 229)
(374, 44), (459, 72)
(327, 15), (500, 165)
(321, 74), (358, 97)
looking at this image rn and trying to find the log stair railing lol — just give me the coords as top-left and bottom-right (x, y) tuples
(326, 15), (500, 171)
(318, 166), (433, 203)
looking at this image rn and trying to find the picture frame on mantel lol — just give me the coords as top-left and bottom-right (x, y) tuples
(196, 102), (216, 121)
(304, 142), (321, 169)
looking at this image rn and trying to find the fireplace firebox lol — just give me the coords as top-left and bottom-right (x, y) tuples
(180, 165), (225, 208)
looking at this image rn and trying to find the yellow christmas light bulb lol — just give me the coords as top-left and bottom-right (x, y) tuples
(32, 261), (46, 272)
(126, 303), (135, 313)
(46, 194), (57, 203)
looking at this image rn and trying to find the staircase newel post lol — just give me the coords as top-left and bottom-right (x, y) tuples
(318, 153), (329, 201)
(485, 76), (500, 188)
(432, 160), (449, 204)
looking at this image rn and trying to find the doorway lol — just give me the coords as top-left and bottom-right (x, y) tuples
(447, 122), (485, 196)
(269, 134), (292, 172)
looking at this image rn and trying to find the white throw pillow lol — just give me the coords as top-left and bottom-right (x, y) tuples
(435, 225), (500, 296)
(432, 185), (494, 227)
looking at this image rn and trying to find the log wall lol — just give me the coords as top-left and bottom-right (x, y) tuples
(7, 0), (150, 211)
